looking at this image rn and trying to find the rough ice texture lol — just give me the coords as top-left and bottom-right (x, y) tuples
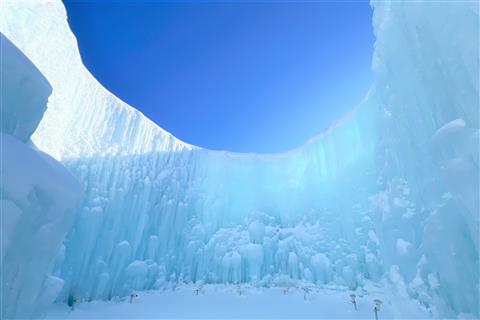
(0, 34), (83, 318)
(0, 33), (51, 142)
(0, 134), (83, 319)
(1, 0), (478, 318)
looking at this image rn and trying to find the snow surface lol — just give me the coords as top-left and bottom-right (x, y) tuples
(1, 0), (478, 319)
(46, 283), (433, 319)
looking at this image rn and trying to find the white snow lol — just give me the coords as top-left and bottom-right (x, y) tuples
(46, 284), (432, 319)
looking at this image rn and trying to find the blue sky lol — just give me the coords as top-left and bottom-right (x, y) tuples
(64, 1), (374, 153)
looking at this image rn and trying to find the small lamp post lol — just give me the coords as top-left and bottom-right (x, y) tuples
(130, 293), (138, 304)
(302, 287), (311, 300)
(195, 282), (204, 296)
(69, 296), (78, 312)
(350, 294), (357, 311)
(373, 299), (382, 320)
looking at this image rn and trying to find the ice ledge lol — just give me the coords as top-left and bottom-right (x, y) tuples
(0, 33), (52, 142)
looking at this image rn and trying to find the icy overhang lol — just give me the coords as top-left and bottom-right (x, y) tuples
(0, 33), (52, 142)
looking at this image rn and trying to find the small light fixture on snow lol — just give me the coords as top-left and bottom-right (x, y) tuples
(236, 284), (243, 296)
(195, 283), (204, 295)
(350, 293), (357, 311)
(373, 298), (382, 320)
(129, 293), (138, 304)
(68, 295), (79, 312)
(302, 287), (311, 300)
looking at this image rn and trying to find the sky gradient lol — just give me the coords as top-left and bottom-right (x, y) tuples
(64, 1), (374, 153)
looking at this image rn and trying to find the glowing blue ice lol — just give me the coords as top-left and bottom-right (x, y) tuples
(0, 33), (82, 319)
(1, 0), (478, 318)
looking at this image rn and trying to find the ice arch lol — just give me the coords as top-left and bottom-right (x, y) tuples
(1, 0), (478, 318)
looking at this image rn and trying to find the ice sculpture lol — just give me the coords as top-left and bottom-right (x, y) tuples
(0, 34), (83, 318)
(1, 0), (478, 318)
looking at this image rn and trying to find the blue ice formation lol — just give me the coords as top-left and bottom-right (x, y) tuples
(1, 0), (478, 318)
(0, 34), (83, 319)
(0, 34), (51, 142)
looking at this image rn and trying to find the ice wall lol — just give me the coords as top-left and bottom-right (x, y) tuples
(0, 134), (82, 319)
(1, 2), (192, 161)
(370, 2), (479, 316)
(0, 33), (83, 318)
(1, 0), (478, 318)
(0, 34), (51, 142)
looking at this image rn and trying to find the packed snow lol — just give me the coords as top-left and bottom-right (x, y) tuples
(46, 283), (433, 319)
(1, 0), (478, 319)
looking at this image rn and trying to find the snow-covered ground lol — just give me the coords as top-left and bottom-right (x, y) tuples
(46, 284), (432, 319)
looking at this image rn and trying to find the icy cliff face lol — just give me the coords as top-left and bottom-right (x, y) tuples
(371, 2), (479, 315)
(0, 34), (83, 319)
(0, 34), (51, 142)
(1, 0), (478, 318)
(1, 2), (191, 160)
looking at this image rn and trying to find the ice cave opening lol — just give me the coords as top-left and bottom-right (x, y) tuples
(63, 1), (375, 155)
(1, 0), (478, 319)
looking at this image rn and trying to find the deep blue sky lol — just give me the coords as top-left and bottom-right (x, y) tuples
(64, 1), (374, 153)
